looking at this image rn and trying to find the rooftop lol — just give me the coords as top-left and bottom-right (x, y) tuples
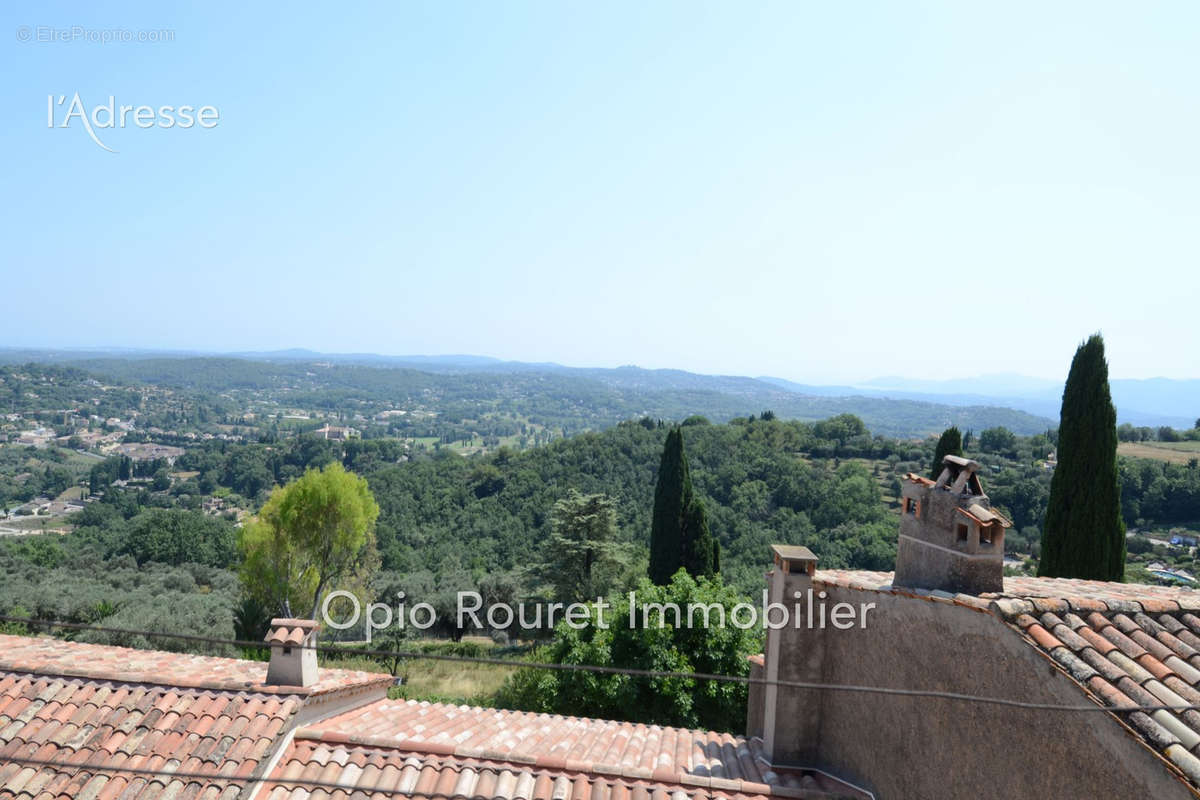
(0, 634), (392, 697)
(8, 568), (1197, 799)
(0, 671), (300, 799)
(263, 700), (870, 800)
(0, 634), (868, 800)
(812, 569), (1200, 791)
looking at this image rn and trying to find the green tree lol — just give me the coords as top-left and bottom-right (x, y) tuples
(233, 593), (272, 656)
(494, 572), (757, 731)
(540, 490), (629, 604)
(682, 498), (717, 578)
(122, 508), (237, 568)
(1038, 335), (1125, 580)
(239, 461), (380, 619)
(930, 427), (963, 478)
(150, 468), (172, 492)
(649, 428), (717, 584)
(979, 426), (1017, 455)
(650, 428), (688, 584)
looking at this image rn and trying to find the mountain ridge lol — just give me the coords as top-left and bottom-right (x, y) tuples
(1, 348), (1193, 429)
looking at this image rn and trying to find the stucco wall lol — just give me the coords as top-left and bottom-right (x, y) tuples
(747, 658), (765, 740)
(762, 581), (1196, 800)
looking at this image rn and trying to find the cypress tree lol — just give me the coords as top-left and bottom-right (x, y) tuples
(681, 497), (718, 579)
(930, 427), (963, 479)
(649, 428), (718, 583)
(649, 428), (688, 584)
(1038, 334), (1126, 580)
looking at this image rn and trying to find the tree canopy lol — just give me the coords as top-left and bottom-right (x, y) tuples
(239, 461), (380, 619)
(494, 571), (759, 731)
(930, 427), (963, 478)
(539, 490), (630, 603)
(1039, 335), (1125, 580)
(649, 428), (717, 584)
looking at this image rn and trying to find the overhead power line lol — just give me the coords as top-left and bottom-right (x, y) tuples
(0, 614), (1192, 714)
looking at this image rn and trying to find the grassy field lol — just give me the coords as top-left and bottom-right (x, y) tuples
(1152, 441), (1200, 452)
(54, 486), (86, 502)
(322, 636), (530, 706)
(1119, 441), (1200, 465)
(397, 653), (517, 703)
(0, 515), (74, 534)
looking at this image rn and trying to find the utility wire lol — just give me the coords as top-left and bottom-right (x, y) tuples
(0, 614), (1192, 714)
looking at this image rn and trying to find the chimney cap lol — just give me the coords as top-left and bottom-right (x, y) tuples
(268, 617), (320, 629)
(771, 544), (818, 572)
(265, 618), (321, 646)
(942, 454), (981, 471)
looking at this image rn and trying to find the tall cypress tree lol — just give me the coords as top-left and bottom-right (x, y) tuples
(1038, 334), (1126, 580)
(682, 496), (718, 579)
(930, 427), (963, 479)
(649, 428), (718, 584)
(649, 428), (688, 584)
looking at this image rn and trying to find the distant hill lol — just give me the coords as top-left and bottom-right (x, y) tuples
(842, 373), (1198, 428)
(859, 373), (1061, 397)
(9, 347), (1192, 430)
(0, 348), (1055, 438)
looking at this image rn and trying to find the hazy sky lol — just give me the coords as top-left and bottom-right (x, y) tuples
(2, 2), (1197, 383)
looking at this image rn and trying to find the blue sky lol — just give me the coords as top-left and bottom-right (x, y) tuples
(2, 2), (1197, 383)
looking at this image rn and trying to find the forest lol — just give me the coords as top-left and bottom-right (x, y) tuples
(4, 412), (1197, 636)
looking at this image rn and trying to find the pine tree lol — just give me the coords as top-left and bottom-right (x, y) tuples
(930, 427), (963, 479)
(649, 428), (718, 583)
(1038, 334), (1126, 580)
(541, 490), (629, 603)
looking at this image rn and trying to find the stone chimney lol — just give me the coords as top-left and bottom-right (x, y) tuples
(758, 544), (820, 763)
(264, 618), (320, 688)
(893, 455), (1011, 595)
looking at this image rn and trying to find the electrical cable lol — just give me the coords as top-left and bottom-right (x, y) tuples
(0, 614), (1190, 714)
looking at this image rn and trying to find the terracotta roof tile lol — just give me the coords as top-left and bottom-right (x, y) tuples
(256, 737), (866, 800)
(0, 671), (302, 800)
(0, 633), (390, 698)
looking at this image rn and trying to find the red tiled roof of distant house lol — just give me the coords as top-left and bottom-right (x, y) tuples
(0, 633), (392, 697)
(811, 569), (1200, 789)
(258, 700), (872, 800)
(0, 672), (301, 800)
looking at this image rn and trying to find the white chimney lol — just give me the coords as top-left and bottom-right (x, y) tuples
(264, 617), (320, 688)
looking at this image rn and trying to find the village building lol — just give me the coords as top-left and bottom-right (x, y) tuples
(747, 456), (1200, 798)
(108, 442), (187, 465)
(312, 424), (360, 441)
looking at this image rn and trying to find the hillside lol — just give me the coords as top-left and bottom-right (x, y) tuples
(0, 350), (1053, 439)
(181, 414), (913, 596)
(832, 374), (1200, 428)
